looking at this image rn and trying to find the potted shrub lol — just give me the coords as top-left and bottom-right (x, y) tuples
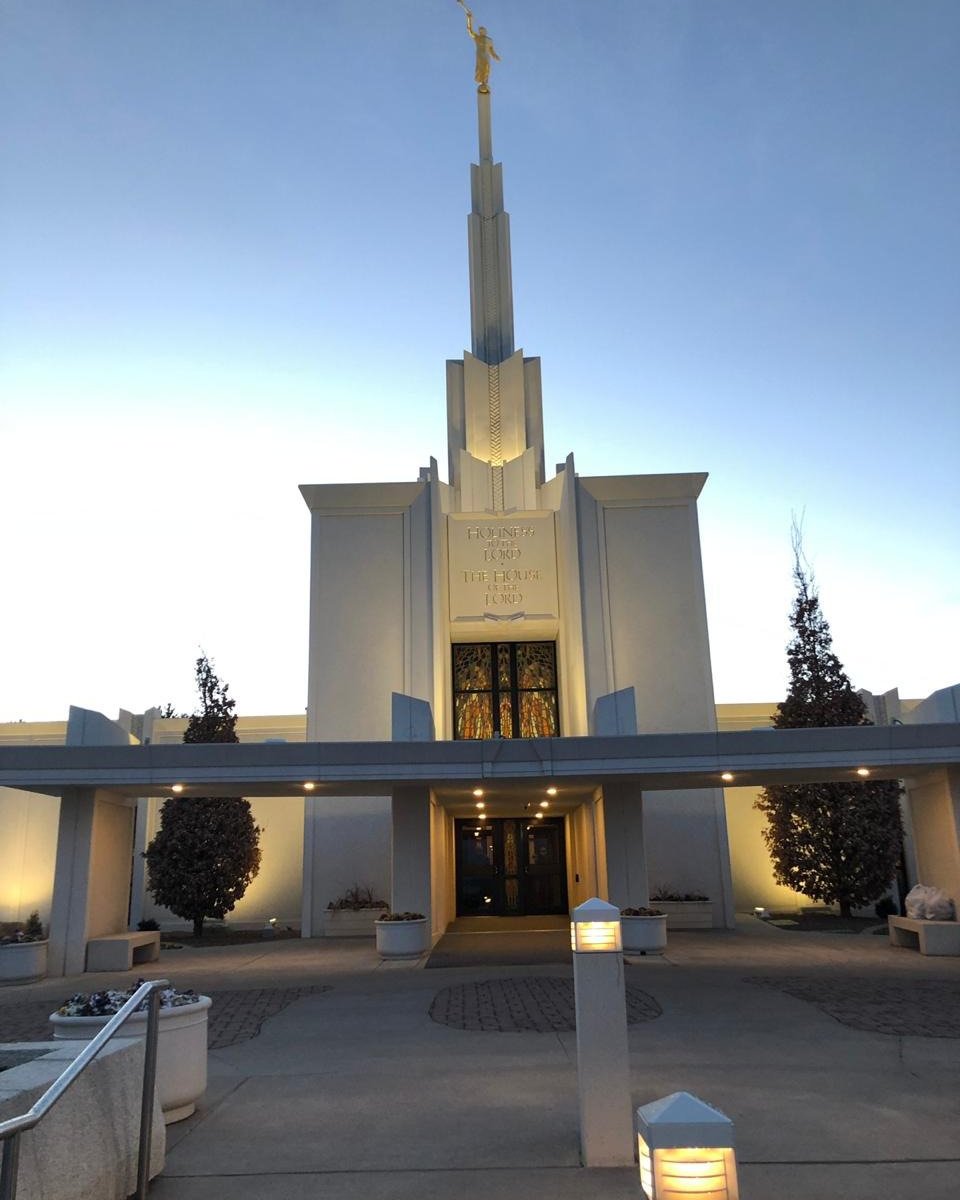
(375, 912), (429, 959)
(620, 907), (668, 954)
(0, 911), (48, 984)
(322, 885), (389, 938)
(50, 982), (211, 1123)
(650, 888), (714, 930)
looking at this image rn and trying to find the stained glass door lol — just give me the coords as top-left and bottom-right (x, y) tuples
(523, 819), (568, 914)
(455, 816), (568, 916)
(456, 821), (500, 915)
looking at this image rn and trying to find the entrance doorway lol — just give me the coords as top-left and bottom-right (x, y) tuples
(455, 816), (568, 917)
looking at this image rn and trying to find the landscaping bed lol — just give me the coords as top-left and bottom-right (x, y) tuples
(766, 911), (884, 934)
(160, 928), (300, 948)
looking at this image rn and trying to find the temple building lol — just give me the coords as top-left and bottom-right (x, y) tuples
(1, 70), (959, 970)
(296, 84), (733, 932)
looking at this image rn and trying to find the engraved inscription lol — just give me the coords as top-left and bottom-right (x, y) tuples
(448, 512), (558, 620)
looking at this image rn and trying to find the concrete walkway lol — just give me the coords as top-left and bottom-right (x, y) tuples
(4, 917), (960, 1198)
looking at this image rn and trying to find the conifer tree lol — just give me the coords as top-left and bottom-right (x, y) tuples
(755, 536), (903, 917)
(145, 655), (261, 937)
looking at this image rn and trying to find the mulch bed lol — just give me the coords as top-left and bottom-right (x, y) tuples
(766, 912), (886, 934)
(158, 928), (301, 948)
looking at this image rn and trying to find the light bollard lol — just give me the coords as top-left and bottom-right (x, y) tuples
(636, 1091), (739, 1200)
(571, 898), (634, 1166)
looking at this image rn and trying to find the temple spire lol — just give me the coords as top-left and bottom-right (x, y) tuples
(447, 9), (545, 510)
(468, 88), (514, 365)
(478, 85), (493, 163)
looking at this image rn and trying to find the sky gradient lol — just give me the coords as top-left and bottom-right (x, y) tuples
(1, 1), (957, 723)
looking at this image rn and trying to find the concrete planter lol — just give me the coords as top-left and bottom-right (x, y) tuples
(375, 918), (429, 959)
(0, 939), (48, 984)
(0, 1040), (165, 1198)
(621, 915), (667, 954)
(50, 995), (211, 1123)
(655, 900), (713, 930)
(322, 908), (386, 938)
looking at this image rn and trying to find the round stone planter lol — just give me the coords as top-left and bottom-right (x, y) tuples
(621, 915), (667, 955)
(50, 995), (211, 1123)
(0, 940), (48, 984)
(375, 918), (429, 959)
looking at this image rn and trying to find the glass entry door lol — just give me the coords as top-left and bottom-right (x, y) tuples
(455, 817), (568, 917)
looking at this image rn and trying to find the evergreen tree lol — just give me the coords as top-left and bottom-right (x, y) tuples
(755, 537), (903, 917)
(145, 655), (261, 937)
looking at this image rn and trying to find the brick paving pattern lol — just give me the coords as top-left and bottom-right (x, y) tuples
(206, 986), (331, 1048)
(429, 976), (662, 1032)
(747, 976), (960, 1038)
(0, 986), (330, 1048)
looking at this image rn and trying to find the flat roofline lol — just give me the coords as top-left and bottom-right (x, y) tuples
(1, 724), (957, 799)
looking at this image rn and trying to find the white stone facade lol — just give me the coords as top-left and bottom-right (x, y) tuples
(296, 88), (735, 936)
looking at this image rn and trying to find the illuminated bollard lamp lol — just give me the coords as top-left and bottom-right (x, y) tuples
(570, 898), (634, 1166)
(636, 1091), (739, 1200)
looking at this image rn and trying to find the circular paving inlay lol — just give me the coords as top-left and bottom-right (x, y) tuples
(429, 976), (662, 1032)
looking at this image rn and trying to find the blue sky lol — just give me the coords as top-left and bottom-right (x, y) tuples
(1, 1), (957, 722)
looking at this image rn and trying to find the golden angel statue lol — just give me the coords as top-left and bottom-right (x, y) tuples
(457, 1), (500, 92)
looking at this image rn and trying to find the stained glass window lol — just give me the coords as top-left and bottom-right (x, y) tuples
(452, 643), (559, 740)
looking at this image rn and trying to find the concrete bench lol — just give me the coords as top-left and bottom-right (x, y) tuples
(888, 916), (960, 957)
(86, 931), (161, 972)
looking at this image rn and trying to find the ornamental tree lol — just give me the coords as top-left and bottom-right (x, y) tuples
(145, 655), (261, 937)
(755, 537), (903, 917)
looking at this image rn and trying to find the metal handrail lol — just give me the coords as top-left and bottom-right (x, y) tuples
(0, 977), (170, 1200)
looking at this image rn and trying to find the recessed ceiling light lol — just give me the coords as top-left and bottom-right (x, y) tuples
(856, 767), (870, 777)
(171, 784), (184, 793)
(473, 788), (484, 797)
(721, 772), (734, 782)
(304, 782), (315, 791)
(539, 800), (549, 808)
(476, 801), (485, 809)
(535, 812), (544, 819)
(546, 786), (558, 796)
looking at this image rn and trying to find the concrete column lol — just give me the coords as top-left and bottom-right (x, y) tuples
(48, 788), (134, 977)
(300, 793), (319, 938)
(49, 788), (95, 977)
(906, 767), (960, 900)
(599, 782), (648, 909)
(128, 798), (151, 930)
(391, 786), (432, 921)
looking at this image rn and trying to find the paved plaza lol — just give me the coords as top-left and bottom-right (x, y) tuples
(2, 917), (959, 1199)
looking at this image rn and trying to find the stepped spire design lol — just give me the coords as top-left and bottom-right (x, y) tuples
(446, 66), (545, 513)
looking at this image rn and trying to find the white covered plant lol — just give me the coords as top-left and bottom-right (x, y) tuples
(56, 980), (200, 1017)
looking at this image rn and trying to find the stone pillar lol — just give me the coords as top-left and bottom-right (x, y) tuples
(600, 782), (648, 909)
(300, 792), (319, 938)
(391, 786), (432, 921)
(905, 767), (960, 900)
(48, 788), (135, 977)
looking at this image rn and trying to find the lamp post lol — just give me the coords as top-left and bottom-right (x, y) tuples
(570, 897), (634, 1166)
(636, 1091), (739, 1200)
